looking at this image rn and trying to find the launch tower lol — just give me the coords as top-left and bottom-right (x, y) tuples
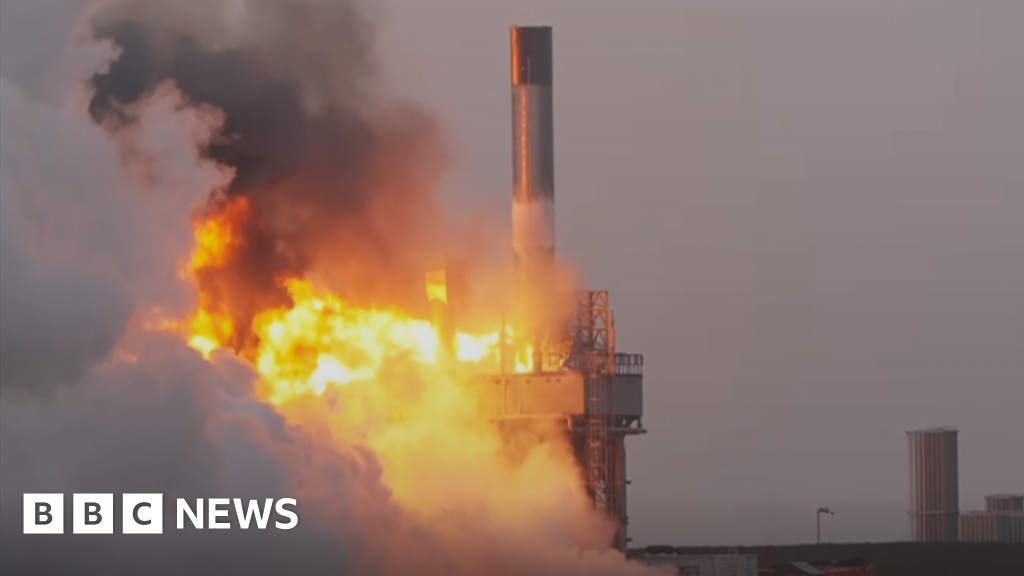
(491, 25), (647, 551)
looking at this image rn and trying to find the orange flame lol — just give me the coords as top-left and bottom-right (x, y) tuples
(157, 197), (600, 536)
(175, 200), (534, 400)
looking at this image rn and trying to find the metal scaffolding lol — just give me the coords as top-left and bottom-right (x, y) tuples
(572, 290), (616, 515)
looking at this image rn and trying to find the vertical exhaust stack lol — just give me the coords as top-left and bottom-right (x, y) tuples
(511, 26), (555, 372)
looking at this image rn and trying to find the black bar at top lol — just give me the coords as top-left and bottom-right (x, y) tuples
(511, 26), (552, 86)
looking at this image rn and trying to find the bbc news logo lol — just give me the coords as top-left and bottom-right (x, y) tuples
(23, 494), (298, 534)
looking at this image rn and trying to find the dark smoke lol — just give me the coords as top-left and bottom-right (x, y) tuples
(87, 0), (449, 351)
(1, 3), (668, 574)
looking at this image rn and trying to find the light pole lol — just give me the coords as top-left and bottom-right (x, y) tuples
(817, 507), (834, 544)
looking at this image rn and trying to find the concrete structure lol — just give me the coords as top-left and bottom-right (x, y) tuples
(633, 549), (757, 576)
(958, 494), (1024, 543)
(1012, 514), (1024, 542)
(960, 511), (1024, 543)
(985, 494), (1024, 513)
(904, 428), (1023, 544)
(907, 427), (959, 542)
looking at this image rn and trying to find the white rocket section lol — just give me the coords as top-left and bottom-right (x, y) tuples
(512, 197), (555, 252)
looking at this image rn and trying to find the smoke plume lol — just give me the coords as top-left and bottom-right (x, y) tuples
(0, 1), (668, 574)
(88, 0), (449, 353)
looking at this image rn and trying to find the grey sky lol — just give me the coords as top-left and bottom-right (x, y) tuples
(1, 0), (1022, 550)
(377, 0), (1024, 544)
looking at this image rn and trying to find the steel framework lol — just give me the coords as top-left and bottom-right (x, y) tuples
(571, 291), (616, 515)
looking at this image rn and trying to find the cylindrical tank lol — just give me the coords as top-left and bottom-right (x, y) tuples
(510, 26), (555, 372)
(511, 26), (555, 265)
(907, 427), (960, 542)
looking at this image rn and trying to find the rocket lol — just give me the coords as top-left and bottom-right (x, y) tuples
(511, 26), (555, 283)
(511, 26), (555, 371)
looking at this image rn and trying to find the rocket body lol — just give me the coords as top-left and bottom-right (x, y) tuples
(511, 26), (555, 371)
(511, 26), (555, 282)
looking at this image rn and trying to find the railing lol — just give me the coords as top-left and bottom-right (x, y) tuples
(615, 353), (644, 376)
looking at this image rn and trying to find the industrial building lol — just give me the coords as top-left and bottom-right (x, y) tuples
(630, 547), (758, 576)
(984, 494), (1024, 513)
(435, 26), (645, 551)
(959, 511), (1024, 543)
(906, 427), (960, 542)
(959, 494), (1024, 543)
(906, 427), (1022, 543)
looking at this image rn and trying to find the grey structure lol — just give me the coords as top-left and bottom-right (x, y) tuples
(907, 427), (960, 542)
(959, 494), (1024, 543)
(631, 548), (758, 576)
(510, 26), (556, 344)
(510, 26), (555, 231)
(985, 494), (1024, 513)
(960, 511), (1024, 543)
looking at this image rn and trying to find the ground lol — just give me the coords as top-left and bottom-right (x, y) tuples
(631, 542), (1024, 576)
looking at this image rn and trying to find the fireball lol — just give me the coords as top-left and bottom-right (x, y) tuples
(158, 199), (576, 522)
